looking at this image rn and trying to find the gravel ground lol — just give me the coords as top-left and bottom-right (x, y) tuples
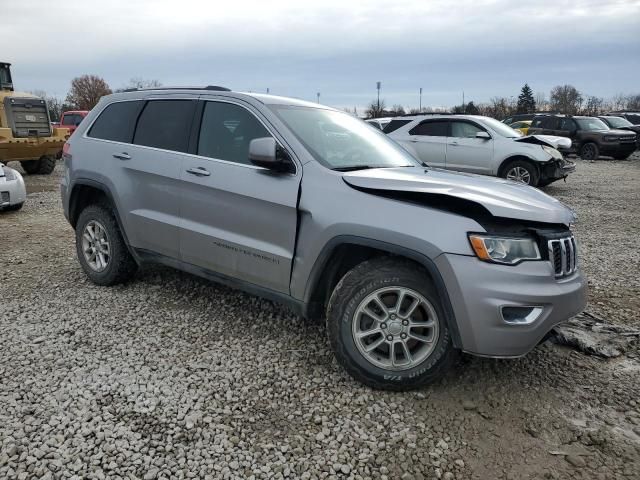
(1, 155), (639, 480)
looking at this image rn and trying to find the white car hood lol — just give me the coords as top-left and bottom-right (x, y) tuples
(514, 134), (571, 150)
(343, 167), (575, 225)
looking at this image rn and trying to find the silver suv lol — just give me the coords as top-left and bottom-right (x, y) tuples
(61, 88), (587, 390)
(385, 114), (575, 187)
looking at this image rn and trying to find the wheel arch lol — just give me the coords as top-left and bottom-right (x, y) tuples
(497, 155), (540, 177)
(68, 179), (136, 260)
(302, 236), (462, 348)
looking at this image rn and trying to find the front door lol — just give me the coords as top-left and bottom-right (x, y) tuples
(179, 100), (301, 294)
(445, 120), (493, 174)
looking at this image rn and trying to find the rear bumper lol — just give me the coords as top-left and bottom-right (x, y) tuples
(0, 127), (68, 162)
(435, 253), (587, 357)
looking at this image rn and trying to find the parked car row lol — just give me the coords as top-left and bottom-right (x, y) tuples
(378, 114), (574, 187)
(505, 113), (639, 160)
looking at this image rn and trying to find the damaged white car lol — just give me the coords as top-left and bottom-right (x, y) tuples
(385, 114), (574, 187)
(0, 164), (26, 211)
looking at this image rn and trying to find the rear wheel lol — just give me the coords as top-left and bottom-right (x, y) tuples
(75, 204), (137, 285)
(501, 159), (539, 187)
(326, 257), (458, 390)
(20, 156), (56, 175)
(579, 142), (599, 160)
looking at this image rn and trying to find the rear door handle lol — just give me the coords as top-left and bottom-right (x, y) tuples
(113, 152), (131, 160)
(186, 167), (211, 177)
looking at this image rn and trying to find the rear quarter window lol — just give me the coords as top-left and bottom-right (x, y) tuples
(88, 101), (143, 143)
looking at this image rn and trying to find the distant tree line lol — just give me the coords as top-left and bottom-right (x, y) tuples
(31, 75), (162, 121)
(365, 83), (640, 120)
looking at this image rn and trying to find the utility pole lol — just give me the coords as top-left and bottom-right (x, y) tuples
(316, 92), (320, 103)
(376, 81), (381, 111)
(462, 91), (465, 113)
(419, 87), (422, 111)
(266, 87), (270, 94)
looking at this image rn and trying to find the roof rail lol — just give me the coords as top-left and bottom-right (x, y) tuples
(399, 112), (455, 117)
(121, 85), (231, 93)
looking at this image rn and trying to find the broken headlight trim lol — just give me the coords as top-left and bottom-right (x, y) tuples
(2, 166), (17, 181)
(468, 234), (541, 265)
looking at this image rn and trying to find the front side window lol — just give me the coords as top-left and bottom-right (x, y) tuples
(409, 120), (448, 136)
(451, 121), (484, 138)
(198, 102), (272, 164)
(62, 114), (76, 126)
(270, 105), (418, 171)
(560, 118), (576, 131)
(88, 101), (143, 143)
(575, 118), (608, 131)
(133, 100), (195, 152)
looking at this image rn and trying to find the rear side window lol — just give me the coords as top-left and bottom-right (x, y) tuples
(542, 117), (560, 129)
(531, 117), (543, 128)
(560, 118), (576, 131)
(133, 100), (195, 153)
(61, 114), (76, 126)
(88, 101), (143, 142)
(198, 101), (271, 165)
(383, 119), (412, 133)
(409, 120), (448, 136)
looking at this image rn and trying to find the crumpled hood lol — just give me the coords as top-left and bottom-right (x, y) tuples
(343, 167), (576, 225)
(514, 134), (572, 149)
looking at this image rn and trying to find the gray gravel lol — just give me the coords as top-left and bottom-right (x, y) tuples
(1, 155), (639, 479)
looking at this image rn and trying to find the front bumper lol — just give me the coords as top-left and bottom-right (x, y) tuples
(541, 158), (575, 182)
(435, 253), (587, 357)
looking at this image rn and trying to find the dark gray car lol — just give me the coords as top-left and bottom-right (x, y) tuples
(61, 87), (587, 390)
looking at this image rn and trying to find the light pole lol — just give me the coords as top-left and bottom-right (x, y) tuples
(376, 81), (381, 111)
(266, 87), (270, 94)
(317, 92), (320, 103)
(419, 87), (422, 111)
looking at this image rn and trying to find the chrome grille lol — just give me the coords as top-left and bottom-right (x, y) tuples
(548, 236), (577, 278)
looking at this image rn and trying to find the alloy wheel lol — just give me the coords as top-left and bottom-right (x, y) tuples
(506, 166), (531, 184)
(352, 286), (440, 371)
(81, 220), (111, 272)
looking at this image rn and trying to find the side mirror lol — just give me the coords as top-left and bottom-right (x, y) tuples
(476, 131), (491, 140)
(249, 137), (294, 173)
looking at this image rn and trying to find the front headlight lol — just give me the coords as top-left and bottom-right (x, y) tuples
(541, 145), (562, 159)
(3, 167), (17, 181)
(603, 135), (618, 142)
(468, 234), (541, 265)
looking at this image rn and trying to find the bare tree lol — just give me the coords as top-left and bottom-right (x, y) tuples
(390, 104), (406, 115)
(365, 99), (386, 119)
(65, 75), (112, 110)
(535, 92), (548, 112)
(549, 85), (583, 115)
(582, 96), (604, 116)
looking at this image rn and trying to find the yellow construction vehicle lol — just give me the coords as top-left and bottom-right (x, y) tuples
(0, 62), (69, 175)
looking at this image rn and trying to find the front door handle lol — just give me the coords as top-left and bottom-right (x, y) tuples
(113, 152), (131, 160)
(449, 141), (459, 146)
(186, 167), (211, 177)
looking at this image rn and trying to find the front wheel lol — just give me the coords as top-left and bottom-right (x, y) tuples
(579, 142), (599, 160)
(326, 257), (458, 390)
(502, 159), (539, 187)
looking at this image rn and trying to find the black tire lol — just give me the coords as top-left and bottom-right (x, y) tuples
(326, 257), (459, 391)
(75, 203), (137, 286)
(6, 202), (24, 211)
(20, 156), (56, 175)
(579, 142), (599, 160)
(501, 159), (539, 187)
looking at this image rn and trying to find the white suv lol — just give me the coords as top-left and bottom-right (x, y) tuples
(386, 114), (575, 187)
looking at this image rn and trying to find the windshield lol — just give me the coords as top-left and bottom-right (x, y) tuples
(481, 117), (522, 138)
(575, 118), (608, 131)
(604, 117), (632, 128)
(270, 106), (419, 170)
(0, 65), (12, 86)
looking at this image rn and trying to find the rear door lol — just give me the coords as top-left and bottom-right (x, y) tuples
(445, 120), (493, 174)
(541, 116), (560, 135)
(395, 120), (448, 167)
(85, 98), (196, 260)
(179, 99), (301, 294)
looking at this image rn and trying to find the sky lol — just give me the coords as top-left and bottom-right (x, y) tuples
(4, 0), (640, 111)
